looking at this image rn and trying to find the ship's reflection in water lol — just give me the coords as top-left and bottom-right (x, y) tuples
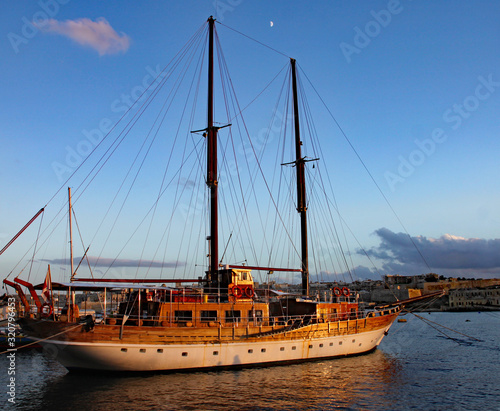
(16, 349), (403, 410)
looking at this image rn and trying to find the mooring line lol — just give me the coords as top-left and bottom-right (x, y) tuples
(0, 323), (82, 355)
(411, 312), (482, 342)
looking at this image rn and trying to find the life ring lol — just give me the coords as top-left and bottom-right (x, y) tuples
(333, 287), (342, 297)
(232, 285), (243, 298)
(245, 287), (254, 298)
(41, 303), (53, 317)
(342, 287), (350, 297)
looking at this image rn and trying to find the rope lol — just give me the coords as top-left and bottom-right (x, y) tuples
(216, 21), (290, 58)
(300, 67), (433, 273)
(410, 312), (482, 342)
(0, 323), (83, 355)
(27, 210), (45, 283)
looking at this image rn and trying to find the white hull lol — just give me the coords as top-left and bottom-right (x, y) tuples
(36, 326), (392, 372)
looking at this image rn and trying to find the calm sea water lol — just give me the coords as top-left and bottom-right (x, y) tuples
(2, 312), (499, 410)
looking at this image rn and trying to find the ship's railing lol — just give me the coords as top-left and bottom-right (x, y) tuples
(365, 305), (401, 318)
(74, 305), (400, 328)
(44, 288), (399, 327)
(104, 312), (270, 327)
(101, 307), (392, 328)
(77, 286), (400, 327)
(106, 288), (360, 305)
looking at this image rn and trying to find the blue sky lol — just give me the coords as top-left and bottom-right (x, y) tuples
(1, 0), (500, 286)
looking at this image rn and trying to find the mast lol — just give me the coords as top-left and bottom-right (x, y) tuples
(68, 187), (76, 320)
(68, 187), (74, 280)
(207, 16), (219, 284)
(290, 58), (309, 297)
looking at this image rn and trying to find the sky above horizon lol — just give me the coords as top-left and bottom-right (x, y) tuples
(1, 0), (500, 286)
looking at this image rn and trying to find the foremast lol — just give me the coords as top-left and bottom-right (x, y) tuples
(290, 58), (310, 297)
(207, 17), (218, 283)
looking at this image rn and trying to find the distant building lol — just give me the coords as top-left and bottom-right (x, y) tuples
(448, 287), (500, 310)
(378, 275), (500, 310)
(424, 278), (500, 293)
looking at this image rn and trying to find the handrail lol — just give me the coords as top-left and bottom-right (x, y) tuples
(101, 308), (381, 328)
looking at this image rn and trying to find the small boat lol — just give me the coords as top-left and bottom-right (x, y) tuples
(4, 17), (443, 372)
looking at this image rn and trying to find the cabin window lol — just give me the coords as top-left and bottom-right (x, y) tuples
(248, 349), (253, 354)
(140, 349), (146, 353)
(157, 349), (163, 353)
(261, 348), (266, 353)
(319, 344), (323, 348)
(248, 309), (263, 323)
(225, 310), (241, 323)
(182, 352), (188, 357)
(121, 348), (128, 352)
(280, 347), (285, 351)
(291, 346), (297, 350)
(201, 310), (218, 322)
(175, 310), (192, 322)
(213, 351), (219, 356)
(309, 344), (313, 349)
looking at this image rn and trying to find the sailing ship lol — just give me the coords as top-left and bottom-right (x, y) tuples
(3, 17), (442, 372)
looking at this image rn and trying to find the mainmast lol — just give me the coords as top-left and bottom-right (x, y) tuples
(68, 186), (76, 320)
(68, 187), (74, 280)
(290, 58), (309, 297)
(206, 16), (219, 285)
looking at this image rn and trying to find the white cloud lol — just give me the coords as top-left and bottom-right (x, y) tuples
(38, 18), (130, 56)
(437, 233), (468, 242)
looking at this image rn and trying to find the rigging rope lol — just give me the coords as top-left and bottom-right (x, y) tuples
(300, 66), (433, 274)
(26, 209), (44, 283)
(209, 28), (302, 271)
(4, 22), (209, 282)
(216, 21), (290, 58)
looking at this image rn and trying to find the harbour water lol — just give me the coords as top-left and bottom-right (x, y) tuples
(2, 312), (499, 410)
